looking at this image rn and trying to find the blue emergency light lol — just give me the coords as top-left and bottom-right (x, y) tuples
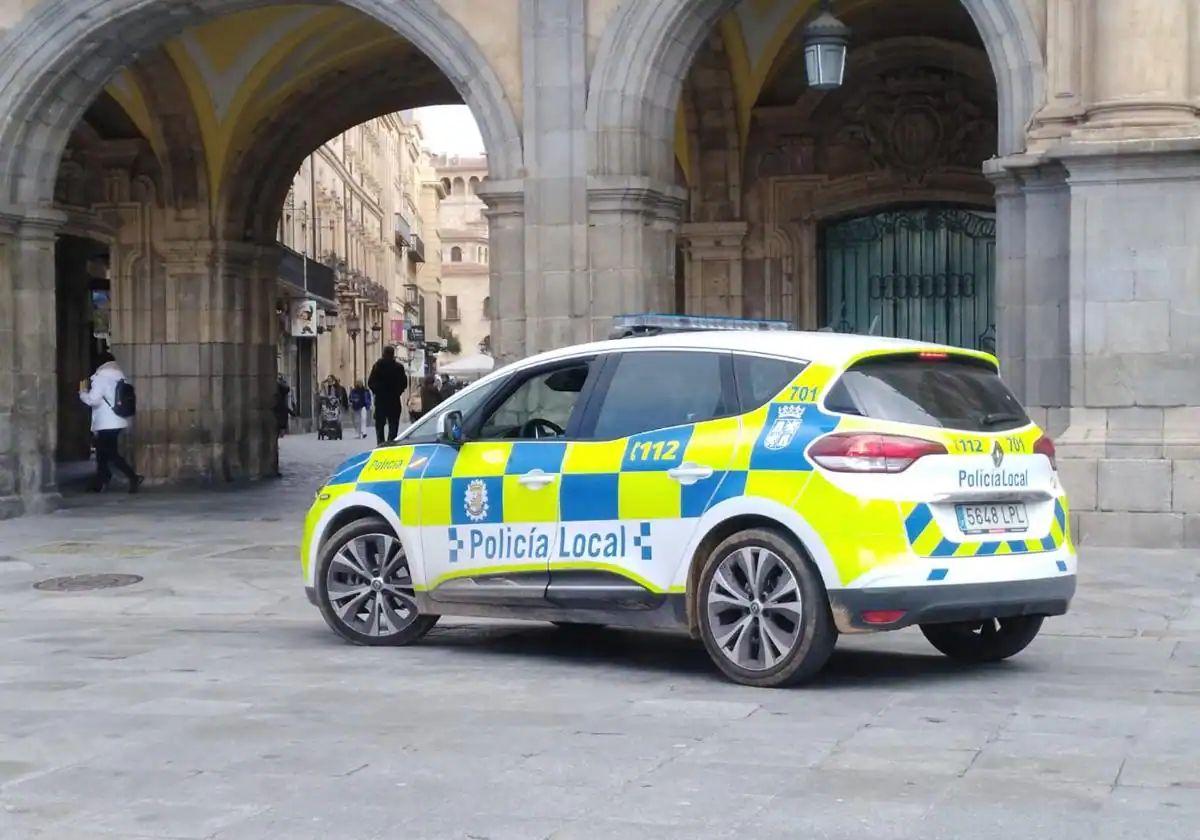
(610, 313), (791, 339)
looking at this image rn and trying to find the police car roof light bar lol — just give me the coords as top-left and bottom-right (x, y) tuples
(611, 313), (792, 339)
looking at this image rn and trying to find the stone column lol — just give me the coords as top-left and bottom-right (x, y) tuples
(112, 238), (278, 484)
(520, 0), (591, 353)
(678, 221), (749, 316)
(588, 176), (686, 336)
(477, 181), (526, 363)
(0, 208), (65, 517)
(1054, 149), (1200, 548)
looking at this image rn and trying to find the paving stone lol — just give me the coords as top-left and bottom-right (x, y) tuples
(0, 434), (1194, 837)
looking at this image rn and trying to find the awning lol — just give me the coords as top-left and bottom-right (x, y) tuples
(438, 352), (495, 377)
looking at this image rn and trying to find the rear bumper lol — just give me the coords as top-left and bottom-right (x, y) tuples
(828, 575), (1075, 633)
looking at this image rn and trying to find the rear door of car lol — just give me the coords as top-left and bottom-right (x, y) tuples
(544, 348), (741, 607)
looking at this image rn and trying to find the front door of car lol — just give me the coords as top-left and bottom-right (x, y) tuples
(547, 350), (741, 608)
(419, 357), (598, 606)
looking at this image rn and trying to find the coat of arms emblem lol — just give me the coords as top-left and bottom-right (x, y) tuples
(764, 404), (806, 451)
(464, 478), (490, 522)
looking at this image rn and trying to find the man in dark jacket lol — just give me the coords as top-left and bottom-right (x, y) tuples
(367, 346), (408, 444)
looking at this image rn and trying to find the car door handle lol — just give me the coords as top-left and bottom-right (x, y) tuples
(667, 463), (715, 485)
(517, 469), (556, 489)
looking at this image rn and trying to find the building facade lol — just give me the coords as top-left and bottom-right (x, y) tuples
(434, 155), (492, 366)
(0, 0), (1198, 547)
(276, 113), (437, 429)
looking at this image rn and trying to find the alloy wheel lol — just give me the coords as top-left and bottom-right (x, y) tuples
(324, 533), (419, 637)
(705, 545), (804, 671)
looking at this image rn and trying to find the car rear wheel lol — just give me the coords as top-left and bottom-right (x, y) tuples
(697, 529), (836, 688)
(920, 616), (1043, 663)
(315, 516), (438, 646)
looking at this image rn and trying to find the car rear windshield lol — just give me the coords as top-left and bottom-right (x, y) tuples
(824, 354), (1030, 432)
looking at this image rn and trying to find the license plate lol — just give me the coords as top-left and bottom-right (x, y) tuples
(955, 502), (1028, 535)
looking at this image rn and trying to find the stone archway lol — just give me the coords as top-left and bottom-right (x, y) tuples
(586, 0), (1045, 182)
(0, 0), (522, 516)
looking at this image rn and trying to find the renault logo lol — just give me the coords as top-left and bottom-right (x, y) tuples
(992, 441), (1004, 468)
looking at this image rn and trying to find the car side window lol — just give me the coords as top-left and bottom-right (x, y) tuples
(400, 379), (502, 442)
(733, 354), (808, 411)
(589, 351), (733, 439)
(477, 361), (592, 440)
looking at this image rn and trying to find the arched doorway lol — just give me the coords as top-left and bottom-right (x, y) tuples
(0, 0), (521, 512)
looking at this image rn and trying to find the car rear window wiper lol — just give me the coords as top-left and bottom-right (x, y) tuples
(981, 412), (1025, 427)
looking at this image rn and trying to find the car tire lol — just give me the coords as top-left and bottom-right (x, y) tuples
(697, 528), (836, 688)
(315, 515), (438, 647)
(919, 616), (1044, 663)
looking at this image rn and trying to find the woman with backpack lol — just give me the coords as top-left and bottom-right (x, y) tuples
(79, 352), (144, 493)
(349, 380), (372, 440)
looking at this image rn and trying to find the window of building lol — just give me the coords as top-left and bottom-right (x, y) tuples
(451, 246), (462, 262)
(591, 351), (734, 440)
(445, 295), (460, 321)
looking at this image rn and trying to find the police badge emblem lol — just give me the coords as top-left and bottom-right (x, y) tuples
(764, 404), (806, 451)
(464, 479), (489, 522)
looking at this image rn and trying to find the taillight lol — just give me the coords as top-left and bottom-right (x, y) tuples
(809, 433), (947, 473)
(1034, 435), (1057, 470)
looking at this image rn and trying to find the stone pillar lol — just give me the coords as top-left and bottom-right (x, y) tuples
(0, 208), (65, 517)
(588, 177), (686, 336)
(477, 182), (526, 363)
(520, 0), (591, 353)
(112, 239), (277, 484)
(1054, 149), (1200, 548)
(679, 221), (749, 316)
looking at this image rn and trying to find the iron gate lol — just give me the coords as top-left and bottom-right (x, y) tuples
(821, 207), (996, 351)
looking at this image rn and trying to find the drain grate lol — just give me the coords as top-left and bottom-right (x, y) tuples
(33, 573), (143, 592)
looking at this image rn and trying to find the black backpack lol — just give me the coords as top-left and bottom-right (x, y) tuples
(110, 379), (137, 418)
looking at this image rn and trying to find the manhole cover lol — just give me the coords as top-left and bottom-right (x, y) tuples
(33, 574), (143, 592)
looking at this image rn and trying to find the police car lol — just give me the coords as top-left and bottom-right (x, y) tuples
(300, 316), (1075, 687)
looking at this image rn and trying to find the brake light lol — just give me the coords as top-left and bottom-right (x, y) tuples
(809, 433), (948, 473)
(1033, 435), (1057, 470)
(918, 351), (949, 360)
(861, 609), (907, 625)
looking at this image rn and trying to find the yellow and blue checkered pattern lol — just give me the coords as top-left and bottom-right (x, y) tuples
(902, 499), (1070, 558)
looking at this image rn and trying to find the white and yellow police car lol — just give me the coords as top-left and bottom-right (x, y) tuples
(301, 316), (1075, 687)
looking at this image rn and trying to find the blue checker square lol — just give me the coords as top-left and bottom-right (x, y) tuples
(748, 403), (840, 471)
(404, 444), (439, 478)
(506, 441), (567, 475)
(681, 470), (727, 518)
(622, 426), (693, 472)
(631, 521), (653, 560)
(560, 473), (619, 521)
(327, 452), (371, 486)
(927, 568), (949, 581)
(448, 527), (465, 564)
(1056, 560), (1068, 572)
(450, 476), (505, 524)
(356, 481), (400, 513)
(423, 444), (460, 478)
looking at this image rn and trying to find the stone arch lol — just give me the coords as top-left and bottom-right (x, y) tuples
(586, 0), (1044, 181)
(0, 0), (523, 208)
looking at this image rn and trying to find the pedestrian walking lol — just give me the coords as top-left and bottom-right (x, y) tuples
(420, 374), (444, 417)
(79, 352), (144, 493)
(367, 346), (408, 445)
(274, 375), (296, 438)
(349, 380), (372, 439)
(408, 387), (424, 423)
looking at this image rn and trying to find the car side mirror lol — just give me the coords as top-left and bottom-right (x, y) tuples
(440, 410), (465, 446)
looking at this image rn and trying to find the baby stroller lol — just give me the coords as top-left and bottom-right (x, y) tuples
(316, 394), (344, 440)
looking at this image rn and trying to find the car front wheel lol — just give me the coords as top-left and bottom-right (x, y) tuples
(920, 616), (1044, 663)
(697, 528), (837, 687)
(315, 516), (438, 646)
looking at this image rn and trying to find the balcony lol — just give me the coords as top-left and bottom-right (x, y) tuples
(276, 244), (336, 306)
(394, 213), (411, 248)
(408, 233), (425, 264)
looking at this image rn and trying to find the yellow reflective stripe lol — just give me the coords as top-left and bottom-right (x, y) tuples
(618, 472), (680, 520)
(400, 481), (421, 527)
(503, 474), (559, 523)
(912, 522), (943, 556)
(954, 541), (980, 557)
(563, 439), (625, 473)
(418, 562), (548, 591)
(419, 477), (452, 526)
(451, 442), (512, 477)
(682, 416), (739, 465)
(550, 562), (665, 593)
(357, 446), (415, 482)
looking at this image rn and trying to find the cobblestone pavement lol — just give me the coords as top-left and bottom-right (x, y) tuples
(0, 434), (1197, 839)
